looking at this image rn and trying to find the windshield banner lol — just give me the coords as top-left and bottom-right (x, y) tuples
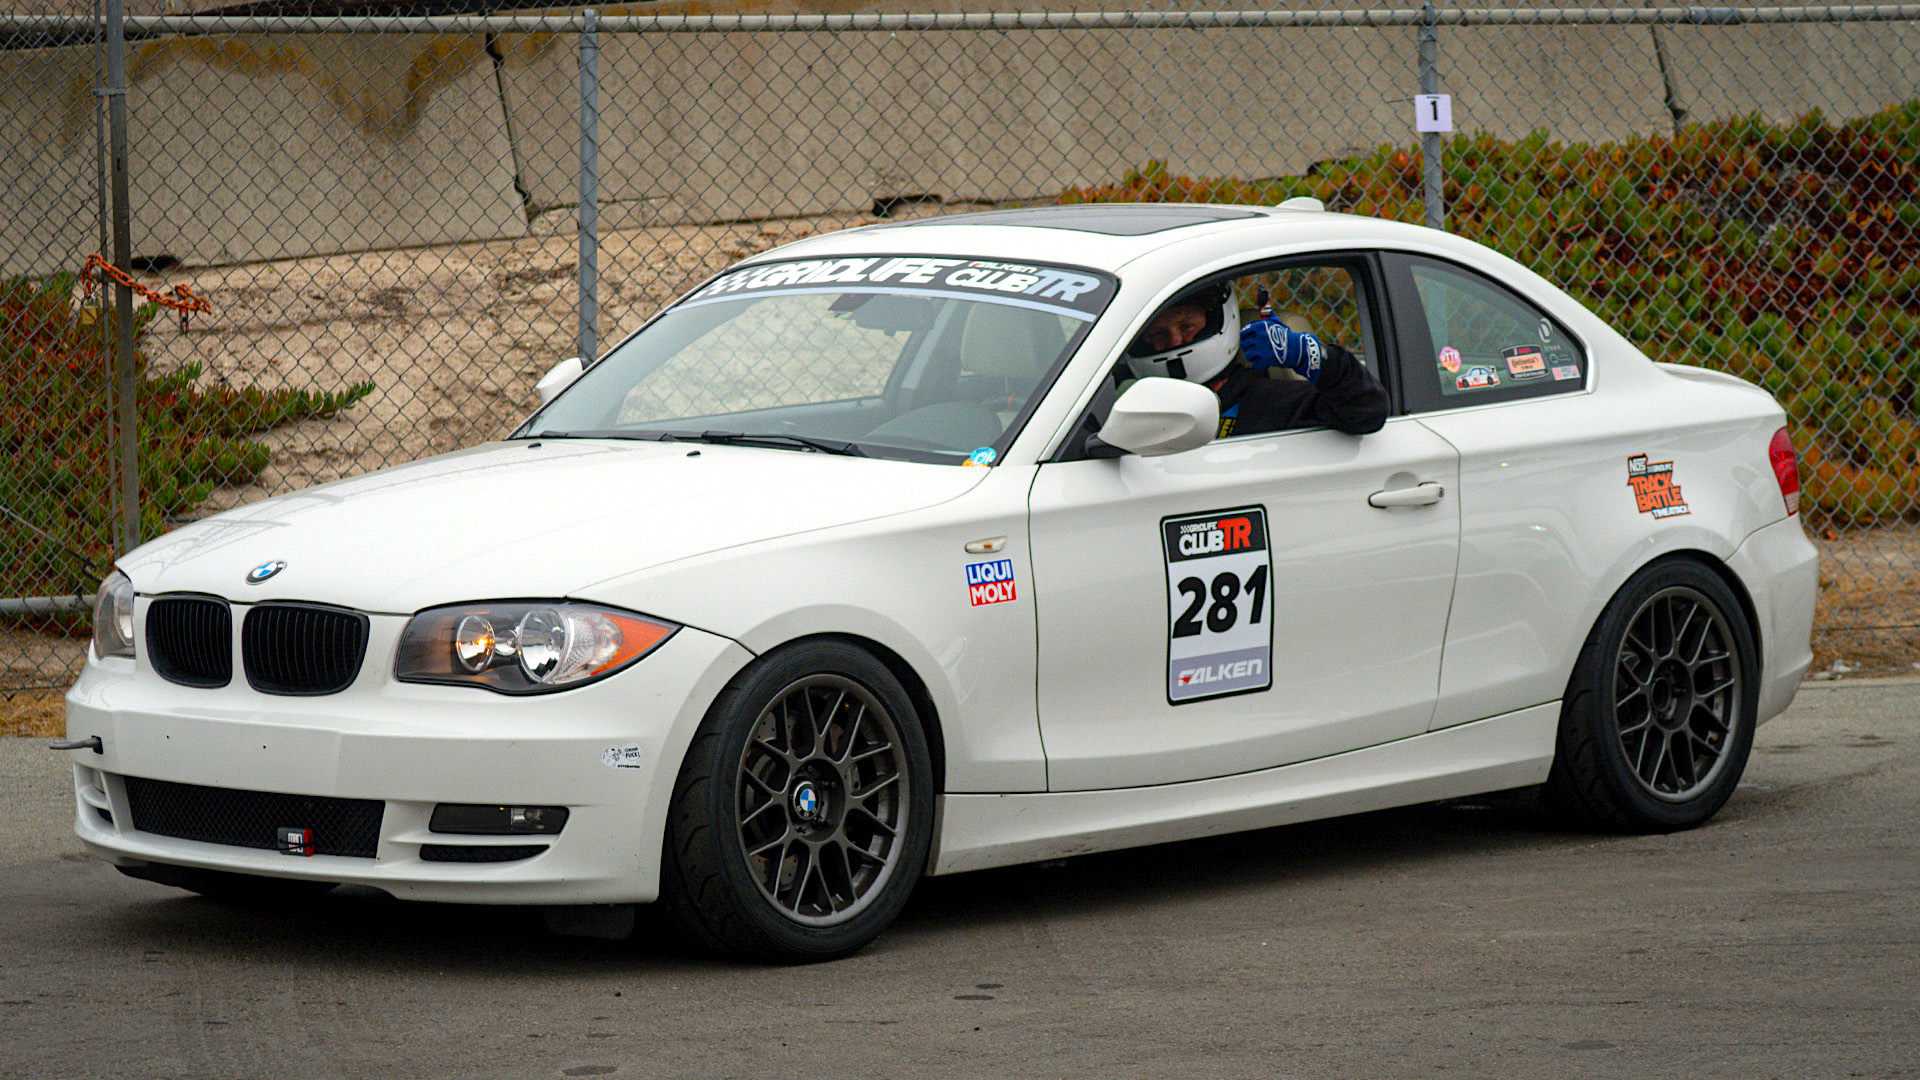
(680, 255), (1118, 319)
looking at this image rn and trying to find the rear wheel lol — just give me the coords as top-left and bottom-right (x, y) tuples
(659, 640), (934, 962)
(1543, 558), (1758, 832)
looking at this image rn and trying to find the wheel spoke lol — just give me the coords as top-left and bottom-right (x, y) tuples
(851, 772), (899, 800)
(1693, 676), (1736, 700)
(1646, 734), (1671, 791)
(746, 827), (792, 863)
(833, 701), (871, 764)
(1672, 602), (1701, 663)
(818, 842), (857, 913)
(847, 803), (898, 839)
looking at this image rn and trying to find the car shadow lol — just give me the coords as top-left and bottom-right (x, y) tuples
(61, 784), (1791, 971)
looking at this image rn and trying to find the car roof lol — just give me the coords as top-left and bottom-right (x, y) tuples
(736, 203), (1458, 274)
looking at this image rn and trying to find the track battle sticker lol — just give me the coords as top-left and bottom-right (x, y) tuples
(1627, 454), (1691, 518)
(1162, 507), (1273, 704)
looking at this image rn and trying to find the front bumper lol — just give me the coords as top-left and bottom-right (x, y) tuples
(62, 619), (751, 904)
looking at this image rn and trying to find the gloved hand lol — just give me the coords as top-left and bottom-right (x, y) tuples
(1240, 316), (1324, 382)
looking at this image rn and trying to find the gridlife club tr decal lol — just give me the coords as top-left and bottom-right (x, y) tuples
(1162, 507), (1273, 704)
(1627, 454), (1690, 518)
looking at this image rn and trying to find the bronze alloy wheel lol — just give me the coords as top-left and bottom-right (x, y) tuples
(660, 639), (934, 961)
(734, 673), (911, 926)
(1608, 584), (1744, 803)
(1543, 557), (1758, 833)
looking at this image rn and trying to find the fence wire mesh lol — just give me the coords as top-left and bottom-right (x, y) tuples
(4, 1), (1919, 706)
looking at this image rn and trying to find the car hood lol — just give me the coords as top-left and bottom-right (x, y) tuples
(121, 440), (985, 614)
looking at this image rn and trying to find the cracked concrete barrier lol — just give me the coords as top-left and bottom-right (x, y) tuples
(499, 0), (1671, 227)
(0, 29), (528, 277)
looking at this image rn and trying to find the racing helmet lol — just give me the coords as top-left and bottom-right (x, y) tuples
(1124, 281), (1240, 384)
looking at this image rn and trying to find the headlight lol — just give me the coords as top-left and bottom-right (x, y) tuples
(92, 570), (135, 660)
(395, 601), (677, 694)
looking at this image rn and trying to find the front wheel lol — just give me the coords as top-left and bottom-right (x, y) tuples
(659, 640), (934, 962)
(1542, 558), (1759, 832)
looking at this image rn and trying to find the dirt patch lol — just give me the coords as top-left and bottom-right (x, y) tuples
(1, 689), (64, 739)
(1809, 522), (1920, 678)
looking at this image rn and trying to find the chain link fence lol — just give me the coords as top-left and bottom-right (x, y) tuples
(4, 1), (1919, 705)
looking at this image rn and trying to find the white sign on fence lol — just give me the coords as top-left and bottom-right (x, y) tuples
(1414, 93), (1454, 133)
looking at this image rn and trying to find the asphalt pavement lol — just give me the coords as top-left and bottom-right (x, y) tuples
(3, 678), (1916, 1079)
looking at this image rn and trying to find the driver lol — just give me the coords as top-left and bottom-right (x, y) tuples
(1125, 282), (1388, 437)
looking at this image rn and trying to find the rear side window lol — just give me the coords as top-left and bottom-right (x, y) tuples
(1386, 255), (1586, 412)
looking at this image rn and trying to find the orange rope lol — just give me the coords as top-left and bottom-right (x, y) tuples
(80, 254), (211, 331)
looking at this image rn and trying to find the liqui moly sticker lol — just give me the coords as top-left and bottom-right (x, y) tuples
(966, 558), (1017, 606)
(1162, 507), (1273, 704)
(1627, 454), (1691, 518)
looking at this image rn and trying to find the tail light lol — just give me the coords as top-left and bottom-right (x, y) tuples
(1769, 427), (1800, 516)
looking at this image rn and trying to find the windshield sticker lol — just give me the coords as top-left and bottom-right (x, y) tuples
(966, 558), (1018, 606)
(1163, 507), (1273, 704)
(679, 256), (1118, 319)
(1628, 454), (1691, 518)
(1553, 364), (1581, 381)
(1438, 346), (1462, 373)
(964, 447), (997, 467)
(1501, 345), (1548, 380)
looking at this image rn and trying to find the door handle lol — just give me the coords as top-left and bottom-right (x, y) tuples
(1368, 482), (1445, 508)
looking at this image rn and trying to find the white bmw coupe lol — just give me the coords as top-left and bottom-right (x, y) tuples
(62, 203), (1817, 960)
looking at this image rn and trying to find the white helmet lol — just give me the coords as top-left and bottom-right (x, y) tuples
(1124, 282), (1240, 384)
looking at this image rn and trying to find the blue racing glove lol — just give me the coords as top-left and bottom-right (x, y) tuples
(1239, 316), (1324, 382)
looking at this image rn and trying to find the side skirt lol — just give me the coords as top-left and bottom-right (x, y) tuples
(931, 702), (1559, 875)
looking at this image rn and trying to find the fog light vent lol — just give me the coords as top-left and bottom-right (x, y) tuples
(420, 844), (548, 863)
(428, 804), (568, 835)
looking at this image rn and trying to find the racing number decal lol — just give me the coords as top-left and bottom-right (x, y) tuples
(1163, 507), (1273, 704)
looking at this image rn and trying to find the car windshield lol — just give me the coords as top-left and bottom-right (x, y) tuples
(521, 255), (1118, 463)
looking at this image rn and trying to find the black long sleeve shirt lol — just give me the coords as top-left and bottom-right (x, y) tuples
(1207, 341), (1389, 438)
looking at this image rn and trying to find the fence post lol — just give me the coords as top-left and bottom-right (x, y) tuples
(1418, 0), (1445, 232)
(578, 8), (599, 367)
(105, 0), (138, 554)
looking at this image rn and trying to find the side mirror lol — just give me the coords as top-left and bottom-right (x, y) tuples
(535, 356), (585, 405)
(1095, 377), (1219, 457)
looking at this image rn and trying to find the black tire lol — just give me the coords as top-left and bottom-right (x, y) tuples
(1542, 558), (1759, 833)
(659, 639), (935, 962)
(116, 863), (337, 904)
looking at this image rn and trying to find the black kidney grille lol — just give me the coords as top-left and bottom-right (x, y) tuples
(145, 596), (233, 688)
(122, 775), (383, 858)
(419, 844), (549, 863)
(242, 603), (369, 695)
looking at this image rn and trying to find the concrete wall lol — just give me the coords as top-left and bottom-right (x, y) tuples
(1, 2), (1916, 276)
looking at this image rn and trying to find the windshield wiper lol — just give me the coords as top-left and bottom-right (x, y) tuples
(523, 429), (867, 456)
(675, 430), (868, 456)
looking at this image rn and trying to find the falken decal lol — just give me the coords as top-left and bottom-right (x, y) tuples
(966, 558), (1017, 606)
(1162, 507), (1273, 704)
(1627, 454), (1690, 518)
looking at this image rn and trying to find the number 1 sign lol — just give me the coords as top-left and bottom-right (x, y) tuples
(1415, 93), (1454, 133)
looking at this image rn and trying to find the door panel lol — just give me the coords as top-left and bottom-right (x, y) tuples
(1028, 418), (1461, 790)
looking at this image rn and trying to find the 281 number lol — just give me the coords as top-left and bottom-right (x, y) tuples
(1172, 565), (1269, 638)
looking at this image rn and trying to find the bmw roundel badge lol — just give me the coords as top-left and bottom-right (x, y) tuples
(245, 560), (287, 585)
